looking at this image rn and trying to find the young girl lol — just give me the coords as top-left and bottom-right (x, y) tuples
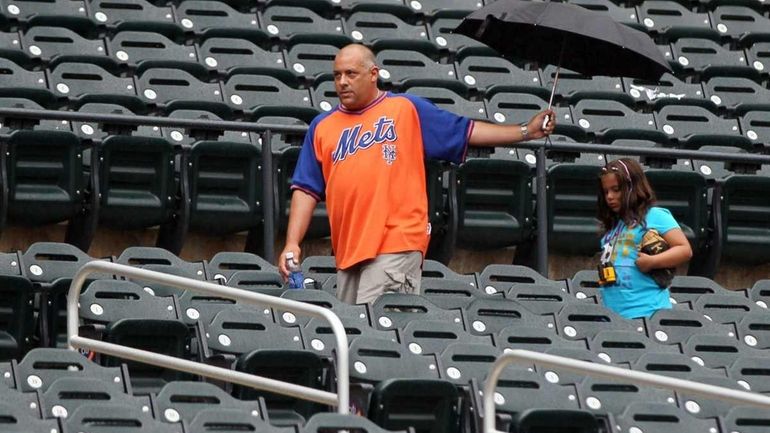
(597, 158), (692, 319)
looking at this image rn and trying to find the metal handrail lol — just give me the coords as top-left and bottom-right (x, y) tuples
(483, 350), (770, 433)
(67, 261), (349, 414)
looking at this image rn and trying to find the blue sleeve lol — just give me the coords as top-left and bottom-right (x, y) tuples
(399, 93), (472, 165)
(290, 119), (325, 201)
(645, 207), (680, 235)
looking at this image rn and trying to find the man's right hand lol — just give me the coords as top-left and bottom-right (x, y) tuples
(278, 244), (302, 282)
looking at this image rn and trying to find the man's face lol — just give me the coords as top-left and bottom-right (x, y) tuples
(333, 51), (378, 111)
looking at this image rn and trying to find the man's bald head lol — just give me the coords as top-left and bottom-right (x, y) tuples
(335, 44), (377, 69)
(333, 44), (380, 110)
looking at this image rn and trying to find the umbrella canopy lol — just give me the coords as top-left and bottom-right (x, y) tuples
(455, 0), (672, 81)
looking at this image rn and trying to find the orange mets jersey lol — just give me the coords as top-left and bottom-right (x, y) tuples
(291, 91), (473, 270)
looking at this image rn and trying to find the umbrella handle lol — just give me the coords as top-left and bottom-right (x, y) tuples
(542, 65), (560, 130)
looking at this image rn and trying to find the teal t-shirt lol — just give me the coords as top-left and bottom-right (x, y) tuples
(598, 207), (680, 319)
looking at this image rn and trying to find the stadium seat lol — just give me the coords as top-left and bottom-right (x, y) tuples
(371, 293), (464, 332)
(463, 297), (549, 337)
(300, 316), (397, 361)
(539, 346), (612, 386)
(401, 319), (491, 357)
(135, 68), (228, 116)
(704, 76), (770, 113)
(185, 408), (287, 433)
(710, 5), (770, 43)
(569, 0), (641, 30)
(739, 110), (770, 150)
(0, 400), (59, 431)
(654, 105), (750, 149)
(0, 98), (70, 134)
(668, 276), (733, 308)
(65, 403), (180, 432)
(682, 334), (758, 371)
(722, 406), (770, 433)
(174, 0), (260, 35)
(153, 381), (266, 425)
(576, 376), (677, 419)
(0, 57), (52, 107)
(222, 73), (316, 119)
(348, 336), (439, 385)
(623, 73), (706, 109)
(719, 172), (770, 263)
(20, 26), (106, 64)
(405, 0), (482, 17)
(745, 42), (770, 80)
(204, 307), (302, 357)
(48, 61), (140, 109)
(495, 324), (585, 353)
(225, 271), (284, 295)
(107, 31), (198, 70)
(570, 98), (665, 143)
(555, 303), (642, 343)
(102, 318), (193, 393)
(728, 356), (770, 393)
(546, 157), (604, 255)
(422, 260), (476, 285)
(675, 375), (748, 420)
(455, 156), (534, 250)
(188, 139), (264, 237)
(749, 279), (770, 309)
(9, 348), (128, 393)
(303, 412), (409, 433)
(420, 279), (483, 310)
(691, 293), (756, 326)
(79, 279), (178, 325)
(484, 92), (577, 137)
(40, 376), (150, 420)
(368, 378), (461, 433)
(428, 17), (493, 55)
(632, 352), (726, 380)
(588, 330), (679, 367)
(117, 246), (206, 296)
(438, 342), (506, 387)
(736, 312), (770, 350)
(669, 37), (754, 79)
(404, 86), (486, 120)
(285, 42), (339, 82)
(74, 102), (158, 139)
(0, 275), (33, 361)
(611, 402), (719, 433)
(262, 5), (346, 42)
(637, 1), (717, 40)
(541, 65), (628, 104)
(345, 11), (429, 45)
(278, 288), (370, 328)
(479, 264), (568, 295)
(204, 251), (276, 283)
(199, 36), (284, 76)
(275, 146), (331, 240)
(375, 49), (461, 92)
(645, 308), (735, 349)
(87, 0), (177, 32)
(568, 269), (601, 303)
(299, 256), (337, 289)
(0, 0), (90, 27)
(456, 55), (543, 96)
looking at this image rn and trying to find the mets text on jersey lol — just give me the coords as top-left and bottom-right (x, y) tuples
(332, 116), (397, 163)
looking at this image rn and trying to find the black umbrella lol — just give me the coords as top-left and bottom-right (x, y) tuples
(455, 0), (673, 124)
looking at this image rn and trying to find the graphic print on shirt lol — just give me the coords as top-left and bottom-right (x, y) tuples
(332, 116), (397, 163)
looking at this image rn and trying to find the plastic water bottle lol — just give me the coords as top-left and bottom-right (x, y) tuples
(285, 252), (304, 290)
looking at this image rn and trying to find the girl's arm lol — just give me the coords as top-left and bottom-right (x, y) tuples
(635, 228), (693, 273)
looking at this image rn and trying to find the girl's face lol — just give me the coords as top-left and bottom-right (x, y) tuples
(601, 173), (622, 214)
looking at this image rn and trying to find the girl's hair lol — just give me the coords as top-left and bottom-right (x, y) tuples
(597, 158), (657, 232)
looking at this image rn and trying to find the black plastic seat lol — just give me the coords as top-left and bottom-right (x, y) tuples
(555, 303), (642, 343)
(199, 36), (284, 76)
(745, 42), (770, 80)
(675, 375), (748, 420)
(704, 76), (770, 113)
(730, 355), (770, 393)
(612, 402), (720, 433)
(670, 37), (753, 78)
(205, 307), (302, 357)
(541, 65), (628, 104)
(588, 330), (678, 367)
(40, 376), (150, 421)
(645, 308), (735, 348)
(428, 16), (492, 55)
(710, 5), (770, 43)
(222, 73), (316, 119)
(0, 0), (90, 27)
(74, 102), (158, 140)
(10, 348), (128, 393)
(275, 146), (331, 241)
(0, 275), (34, 361)
(463, 297), (549, 337)
(572, 99), (665, 143)
(368, 378), (460, 433)
(682, 334), (759, 371)
(749, 279), (770, 309)
(623, 73), (706, 109)
(502, 283), (571, 317)
(188, 139), (263, 236)
(21, 26), (106, 63)
(0, 57), (51, 107)
(279, 289), (370, 328)
(577, 376), (677, 418)
(405, 0), (481, 17)
(116, 246), (206, 296)
(692, 293), (756, 326)
(87, 0), (177, 32)
(370, 293), (464, 332)
(569, 0), (641, 29)
(107, 31), (198, 70)
(65, 403), (179, 432)
(495, 325), (585, 353)
(136, 68), (228, 116)
(186, 408), (287, 433)
(719, 172), (770, 264)
(79, 279), (178, 324)
(299, 256), (337, 289)
(285, 42), (339, 82)
(376, 49), (460, 92)
(403, 86), (486, 120)
(348, 336), (438, 384)
(568, 269), (601, 303)
(722, 406), (770, 433)
(0, 400), (59, 431)
(637, 1), (717, 39)
(345, 11), (428, 45)
(303, 412), (410, 433)
(632, 352), (726, 380)
(478, 264), (567, 295)
(402, 319), (490, 357)
(438, 342), (505, 387)
(420, 278), (484, 310)
(736, 312), (770, 350)
(456, 55), (543, 96)
(154, 381), (265, 425)
(301, 316), (397, 361)
(97, 135), (179, 241)
(175, 0), (260, 35)
(668, 276), (732, 308)
(655, 105), (749, 149)
(262, 5), (345, 42)
(48, 61), (139, 108)
(484, 91), (579, 138)
(739, 110), (770, 150)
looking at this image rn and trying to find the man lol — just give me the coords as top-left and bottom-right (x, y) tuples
(279, 44), (555, 304)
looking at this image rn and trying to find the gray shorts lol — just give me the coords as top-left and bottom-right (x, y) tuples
(336, 251), (422, 305)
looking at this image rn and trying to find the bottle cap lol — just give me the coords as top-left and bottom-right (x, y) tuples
(285, 252), (295, 260)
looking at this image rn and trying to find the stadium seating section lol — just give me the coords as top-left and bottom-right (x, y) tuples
(0, 0), (769, 431)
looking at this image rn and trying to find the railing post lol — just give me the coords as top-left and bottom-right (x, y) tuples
(261, 130), (276, 264)
(535, 144), (549, 276)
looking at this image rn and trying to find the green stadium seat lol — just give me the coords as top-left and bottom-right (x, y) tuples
(303, 413), (410, 433)
(275, 146), (331, 240)
(375, 49), (461, 92)
(541, 65), (629, 104)
(345, 11), (429, 45)
(262, 5), (346, 42)
(457, 54), (544, 97)
(623, 73), (706, 110)
(637, 0), (718, 40)
(484, 92), (580, 139)
(401, 319), (491, 356)
(669, 37), (755, 79)
(74, 102), (159, 141)
(188, 139), (263, 236)
(719, 171), (770, 263)
(710, 5), (770, 43)
(632, 352), (726, 380)
(655, 105), (750, 149)
(0, 400), (59, 432)
(186, 408), (287, 433)
(222, 73), (316, 119)
(66, 403), (180, 432)
(174, 0), (260, 35)
(644, 308), (735, 348)
(571, 99), (666, 143)
(0, 276), (33, 361)
(745, 41), (770, 79)
(116, 246), (206, 296)
(681, 334), (757, 371)
(199, 36), (284, 76)
(285, 42), (340, 82)
(21, 26), (106, 64)
(48, 61), (140, 108)
(612, 402), (719, 433)
(0, 0), (90, 28)
(404, 87), (486, 120)
(569, 0), (642, 30)
(588, 330), (679, 367)
(576, 376), (677, 419)
(739, 110), (770, 150)
(155, 381), (267, 425)
(368, 378), (460, 433)
(464, 297), (549, 337)
(371, 293), (464, 332)
(455, 156), (534, 250)
(107, 31), (198, 70)
(0, 57), (51, 107)
(136, 67), (230, 117)
(40, 376), (150, 420)
(10, 348), (128, 393)
(428, 17), (494, 55)
(405, 0), (483, 17)
(722, 406), (770, 433)
(87, 0), (178, 32)
(704, 76), (770, 113)
(79, 279), (178, 325)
